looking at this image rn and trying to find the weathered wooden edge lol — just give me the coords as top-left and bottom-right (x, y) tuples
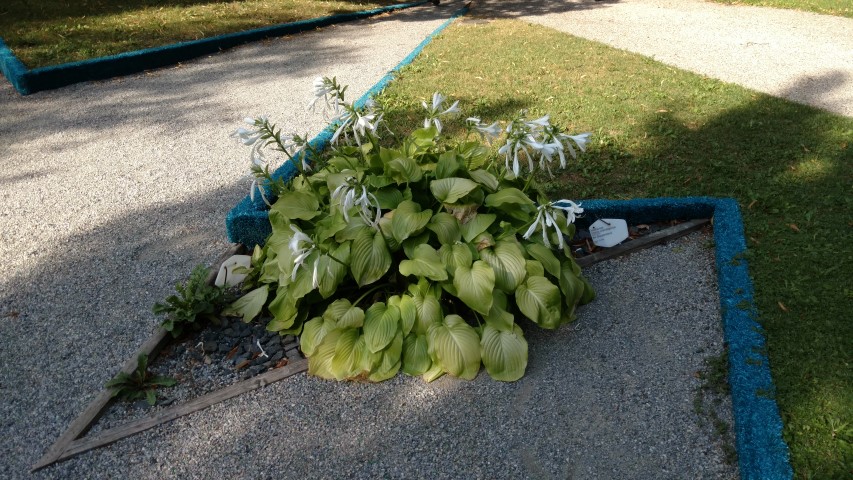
(57, 360), (308, 462)
(32, 243), (246, 472)
(575, 218), (711, 269)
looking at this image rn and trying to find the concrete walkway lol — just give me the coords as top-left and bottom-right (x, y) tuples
(475, 0), (853, 117)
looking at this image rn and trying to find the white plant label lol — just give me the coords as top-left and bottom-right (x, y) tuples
(215, 255), (252, 287)
(589, 219), (629, 248)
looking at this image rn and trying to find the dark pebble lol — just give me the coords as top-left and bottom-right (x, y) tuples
(202, 341), (218, 354)
(222, 327), (235, 336)
(268, 351), (284, 363)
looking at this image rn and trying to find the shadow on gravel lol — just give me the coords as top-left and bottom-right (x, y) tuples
(0, 181), (247, 478)
(470, 0), (620, 19)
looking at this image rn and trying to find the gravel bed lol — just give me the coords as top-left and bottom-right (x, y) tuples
(40, 232), (737, 479)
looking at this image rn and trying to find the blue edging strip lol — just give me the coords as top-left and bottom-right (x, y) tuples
(0, 1), (426, 96)
(225, 2), (470, 248)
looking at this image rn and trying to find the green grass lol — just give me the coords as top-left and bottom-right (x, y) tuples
(0, 0), (401, 68)
(710, 0), (853, 18)
(376, 20), (852, 478)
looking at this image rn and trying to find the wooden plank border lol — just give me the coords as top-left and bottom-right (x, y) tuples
(32, 243), (246, 472)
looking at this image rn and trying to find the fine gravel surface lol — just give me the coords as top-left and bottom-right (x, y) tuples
(36, 232), (737, 479)
(473, 0), (853, 117)
(0, 3), (463, 478)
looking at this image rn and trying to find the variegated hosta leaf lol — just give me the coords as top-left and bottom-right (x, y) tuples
(516, 276), (563, 329)
(350, 227), (392, 287)
(399, 244), (448, 281)
(460, 213), (496, 241)
(222, 285), (269, 323)
(428, 315), (482, 380)
(430, 177), (480, 204)
(426, 212), (462, 245)
(480, 324), (528, 382)
(323, 298), (365, 329)
(453, 260), (495, 315)
(439, 243), (474, 276)
(364, 303), (401, 354)
(402, 333), (432, 376)
(391, 200), (433, 244)
(479, 239), (527, 292)
(368, 332), (403, 382)
(525, 242), (561, 278)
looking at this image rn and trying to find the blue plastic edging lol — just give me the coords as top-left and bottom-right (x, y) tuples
(0, 1), (427, 96)
(225, 2), (470, 248)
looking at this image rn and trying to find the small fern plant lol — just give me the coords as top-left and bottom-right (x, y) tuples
(105, 354), (176, 406)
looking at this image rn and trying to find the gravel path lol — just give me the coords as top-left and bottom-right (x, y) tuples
(475, 0), (853, 117)
(2, 0), (841, 477)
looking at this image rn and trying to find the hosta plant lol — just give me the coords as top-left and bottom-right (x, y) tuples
(225, 79), (596, 383)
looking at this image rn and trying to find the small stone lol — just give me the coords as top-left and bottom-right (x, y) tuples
(204, 355), (212, 365)
(265, 343), (282, 356)
(285, 347), (301, 360)
(247, 365), (264, 377)
(218, 342), (233, 354)
(282, 335), (295, 344)
(222, 327), (235, 336)
(202, 341), (218, 354)
(268, 351), (284, 363)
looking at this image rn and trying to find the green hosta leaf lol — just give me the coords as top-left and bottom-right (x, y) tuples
(480, 324), (528, 382)
(453, 260), (495, 315)
(484, 301), (514, 332)
(402, 333), (432, 376)
(525, 259), (545, 278)
(389, 295), (417, 337)
(267, 286), (298, 331)
(435, 151), (463, 179)
(314, 213), (348, 241)
(460, 213), (496, 242)
(479, 239), (527, 292)
(428, 315), (482, 380)
(468, 169), (499, 192)
(288, 249), (319, 300)
(317, 242), (350, 299)
(422, 363), (445, 382)
(409, 280), (443, 335)
(330, 328), (361, 380)
(399, 244), (448, 281)
(307, 329), (341, 379)
(426, 212), (461, 245)
(301, 316), (336, 357)
(373, 187), (404, 210)
(526, 242), (561, 278)
(368, 332), (403, 382)
(430, 177), (480, 204)
(351, 227), (392, 287)
(353, 334), (381, 375)
(336, 217), (370, 242)
(402, 232), (430, 260)
(484, 188), (535, 209)
(270, 191), (320, 221)
(410, 126), (438, 146)
(580, 276), (596, 305)
(516, 276), (563, 329)
(364, 303), (401, 354)
(559, 260), (585, 309)
(439, 243), (474, 276)
(387, 156), (423, 183)
(323, 299), (365, 329)
(456, 141), (490, 170)
(391, 201), (432, 244)
(221, 285), (269, 323)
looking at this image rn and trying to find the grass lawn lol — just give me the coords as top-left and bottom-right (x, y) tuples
(375, 19), (852, 479)
(710, 0), (853, 18)
(0, 0), (402, 69)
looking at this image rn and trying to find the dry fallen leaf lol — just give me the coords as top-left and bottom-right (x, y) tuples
(789, 224), (801, 233)
(778, 301), (789, 312)
(274, 358), (289, 369)
(748, 199), (758, 209)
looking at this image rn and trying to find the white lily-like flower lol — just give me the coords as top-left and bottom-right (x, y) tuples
(466, 117), (501, 142)
(523, 200), (583, 250)
(422, 92), (460, 133)
(499, 118), (546, 177)
(231, 116), (266, 145)
(308, 76), (343, 115)
(288, 225), (316, 282)
(331, 177), (382, 227)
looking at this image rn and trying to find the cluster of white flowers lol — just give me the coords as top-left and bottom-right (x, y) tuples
(288, 225), (319, 288)
(498, 114), (591, 178)
(466, 117), (501, 142)
(422, 92), (460, 133)
(523, 200), (585, 250)
(331, 176), (382, 228)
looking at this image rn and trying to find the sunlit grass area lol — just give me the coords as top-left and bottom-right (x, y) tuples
(711, 0), (853, 18)
(0, 0), (401, 68)
(375, 19), (852, 478)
